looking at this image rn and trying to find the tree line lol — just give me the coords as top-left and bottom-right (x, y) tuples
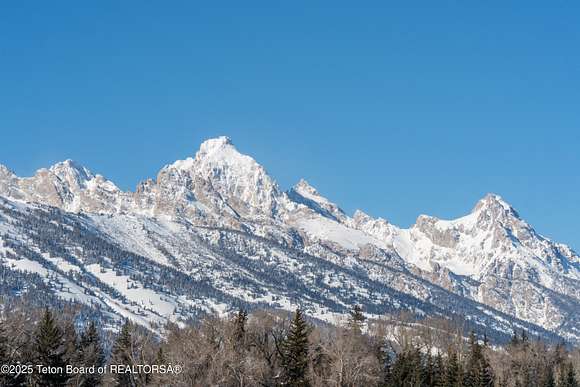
(0, 305), (578, 386)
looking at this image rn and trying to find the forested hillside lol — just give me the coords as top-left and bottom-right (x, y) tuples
(0, 305), (578, 386)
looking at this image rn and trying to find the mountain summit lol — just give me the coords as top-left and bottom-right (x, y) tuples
(145, 136), (282, 222)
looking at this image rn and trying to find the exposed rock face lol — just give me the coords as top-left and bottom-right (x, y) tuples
(0, 136), (579, 342)
(288, 179), (347, 223)
(131, 136), (283, 227)
(414, 215), (460, 248)
(0, 160), (123, 213)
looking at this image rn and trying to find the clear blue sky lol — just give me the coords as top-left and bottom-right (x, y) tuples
(1, 2), (579, 248)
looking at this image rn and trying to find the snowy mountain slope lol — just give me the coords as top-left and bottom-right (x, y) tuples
(350, 193), (580, 332)
(0, 195), (564, 342)
(0, 136), (579, 342)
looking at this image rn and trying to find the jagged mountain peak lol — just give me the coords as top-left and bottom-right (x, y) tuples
(164, 136), (247, 172)
(472, 193), (520, 218)
(195, 136), (280, 194)
(165, 136), (268, 175)
(198, 135), (234, 155)
(49, 159), (95, 188)
(50, 158), (87, 171)
(415, 213), (438, 223)
(288, 179), (347, 222)
(291, 179), (337, 207)
(157, 136), (281, 218)
(194, 136), (260, 170)
(48, 159), (120, 195)
(352, 209), (390, 226)
(294, 179), (319, 196)
(409, 194), (524, 240)
(348, 209), (394, 243)
(353, 209), (371, 222)
(0, 164), (15, 178)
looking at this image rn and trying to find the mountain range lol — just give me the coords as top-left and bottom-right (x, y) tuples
(0, 136), (578, 342)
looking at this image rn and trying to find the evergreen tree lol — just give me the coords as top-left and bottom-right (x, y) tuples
(387, 349), (411, 387)
(232, 308), (248, 352)
(154, 346), (165, 365)
(520, 330), (529, 348)
(541, 365), (556, 387)
(387, 346), (424, 387)
(480, 335), (494, 387)
(433, 352), (445, 387)
(34, 309), (69, 387)
(509, 330), (520, 347)
(409, 347), (424, 387)
(478, 354), (494, 387)
(110, 320), (136, 387)
(348, 305), (366, 334)
(378, 348), (392, 387)
(425, 352), (435, 386)
(464, 331), (482, 387)
(0, 320), (7, 363)
(462, 331), (494, 387)
(62, 319), (79, 367)
(0, 321), (10, 387)
(446, 351), (462, 387)
(558, 362), (579, 387)
(281, 309), (311, 387)
(151, 346), (169, 387)
(78, 321), (104, 387)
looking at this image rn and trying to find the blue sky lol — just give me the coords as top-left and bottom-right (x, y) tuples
(1, 2), (579, 248)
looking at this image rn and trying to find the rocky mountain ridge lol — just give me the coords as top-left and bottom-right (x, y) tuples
(0, 136), (578, 342)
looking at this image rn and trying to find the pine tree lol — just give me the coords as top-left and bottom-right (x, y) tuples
(559, 362), (579, 387)
(0, 320), (6, 363)
(433, 352), (445, 387)
(520, 330), (529, 348)
(281, 309), (311, 387)
(62, 319), (79, 367)
(78, 321), (104, 387)
(446, 351), (462, 387)
(232, 308), (248, 352)
(230, 309), (249, 386)
(110, 320), (136, 387)
(462, 331), (494, 387)
(464, 331), (483, 387)
(509, 330), (520, 347)
(425, 352), (435, 386)
(154, 346), (165, 365)
(34, 309), (69, 387)
(479, 354), (494, 387)
(387, 349), (411, 387)
(409, 347), (424, 387)
(0, 321), (10, 387)
(378, 347), (392, 387)
(541, 364), (556, 387)
(60, 318), (83, 387)
(479, 333), (494, 387)
(151, 346), (169, 387)
(348, 305), (366, 334)
(386, 346), (424, 387)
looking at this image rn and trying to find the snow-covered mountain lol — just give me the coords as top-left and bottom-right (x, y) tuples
(0, 136), (578, 342)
